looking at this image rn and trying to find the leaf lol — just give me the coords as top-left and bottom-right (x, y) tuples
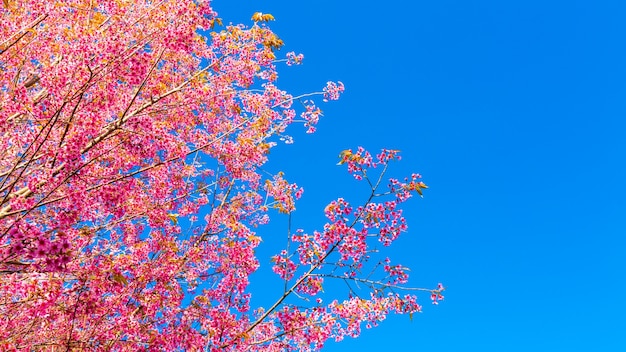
(337, 149), (352, 165)
(2, 0), (9, 8)
(111, 272), (128, 286)
(210, 18), (223, 29)
(414, 181), (428, 197)
(252, 12), (275, 22)
(168, 213), (178, 225)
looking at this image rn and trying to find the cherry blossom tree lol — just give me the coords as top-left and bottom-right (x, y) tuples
(0, 1), (443, 350)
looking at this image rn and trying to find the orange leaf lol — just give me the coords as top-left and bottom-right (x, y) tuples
(251, 12), (263, 21)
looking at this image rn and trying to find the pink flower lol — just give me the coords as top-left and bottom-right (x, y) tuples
(323, 81), (345, 101)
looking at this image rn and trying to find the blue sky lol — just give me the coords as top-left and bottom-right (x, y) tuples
(214, 1), (626, 350)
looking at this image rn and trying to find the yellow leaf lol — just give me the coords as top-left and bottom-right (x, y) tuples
(251, 12), (263, 21)
(111, 272), (128, 286)
(168, 213), (178, 225)
(210, 18), (223, 29)
(252, 12), (275, 22)
(337, 149), (352, 165)
(413, 181), (428, 197)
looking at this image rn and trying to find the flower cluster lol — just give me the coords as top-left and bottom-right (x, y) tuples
(383, 261), (410, 284)
(264, 172), (303, 213)
(4, 223), (71, 272)
(286, 51), (304, 66)
(301, 100), (323, 134)
(431, 283), (446, 305)
(329, 293), (421, 340)
(356, 200), (407, 246)
(323, 81), (345, 102)
(271, 250), (297, 280)
(388, 172), (428, 202)
(295, 275), (324, 296)
(336, 147), (375, 180)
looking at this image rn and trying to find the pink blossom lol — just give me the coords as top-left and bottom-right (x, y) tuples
(0, 1), (441, 348)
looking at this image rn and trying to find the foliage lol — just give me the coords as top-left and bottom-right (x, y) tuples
(0, 1), (442, 350)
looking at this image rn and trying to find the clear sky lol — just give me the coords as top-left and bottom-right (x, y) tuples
(214, 1), (626, 350)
